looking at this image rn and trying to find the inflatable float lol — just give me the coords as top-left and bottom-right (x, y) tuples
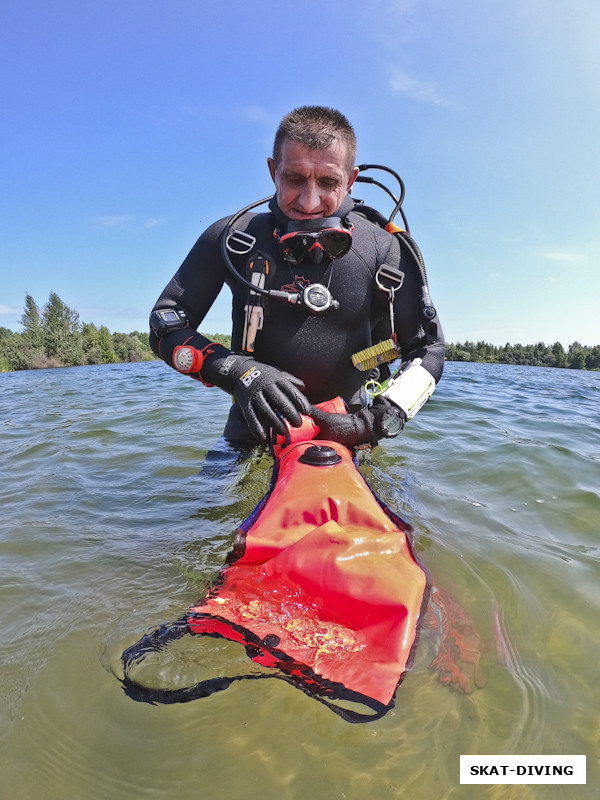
(121, 398), (433, 722)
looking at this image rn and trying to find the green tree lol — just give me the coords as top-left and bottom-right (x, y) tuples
(131, 330), (150, 348)
(112, 332), (146, 362)
(0, 330), (48, 370)
(445, 342), (457, 361)
(585, 345), (600, 371)
(20, 293), (44, 350)
(475, 340), (495, 361)
(98, 325), (117, 363)
(551, 341), (567, 368)
(82, 323), (117, 364)
(568, 342), (586, 370)
(200, 331), (232, 349)
(14, 293), (47, 367)
(454, 348), (471, 362)
(130, 330), (156, 360)
(0, 327), (16, 371)
(41, 292), (84, 365)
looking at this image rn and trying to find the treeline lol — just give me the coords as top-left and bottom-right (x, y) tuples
(3, 292), (598, 373)
(446, 340), (600, 370)
(0, 293), (154, 371)
(0, 292), (230, 373)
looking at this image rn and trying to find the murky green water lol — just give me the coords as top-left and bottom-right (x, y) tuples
(1, 361), (598, 798)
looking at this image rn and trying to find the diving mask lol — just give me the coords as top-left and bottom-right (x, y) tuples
(276, 217), (354, 265)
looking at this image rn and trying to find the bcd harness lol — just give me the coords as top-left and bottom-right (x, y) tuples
(223, 164), (437, 363)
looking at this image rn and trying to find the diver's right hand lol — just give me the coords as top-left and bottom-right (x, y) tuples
(202, 353), (310, 441)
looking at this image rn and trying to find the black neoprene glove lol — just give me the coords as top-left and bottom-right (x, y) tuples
(309, 397), (405, 449)
(201, 351), (310, 441)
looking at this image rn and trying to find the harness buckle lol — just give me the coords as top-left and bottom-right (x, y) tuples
(226, 229), (256, 255)
(375, 263), (405, 296)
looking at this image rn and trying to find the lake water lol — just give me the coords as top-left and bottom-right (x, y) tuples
(1, 360), (598, 799)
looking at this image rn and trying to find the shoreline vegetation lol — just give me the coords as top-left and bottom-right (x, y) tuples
(1, 293), (599, 373)
(0, 293), (229, 373)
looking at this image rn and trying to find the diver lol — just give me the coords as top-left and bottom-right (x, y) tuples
(149, 105), (445, 449)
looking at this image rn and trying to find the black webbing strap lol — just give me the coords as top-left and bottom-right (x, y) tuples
(120, 615), (392, 723)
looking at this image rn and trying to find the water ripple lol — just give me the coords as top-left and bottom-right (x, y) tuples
(1, 361), (598, 798)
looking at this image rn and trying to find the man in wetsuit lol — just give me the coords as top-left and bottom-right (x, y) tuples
(149, 106), (445, 448)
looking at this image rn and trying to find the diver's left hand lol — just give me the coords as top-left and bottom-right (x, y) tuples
(309, 398), (404, 448)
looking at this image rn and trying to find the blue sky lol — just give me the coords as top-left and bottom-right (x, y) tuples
(1, 0), (598, 347)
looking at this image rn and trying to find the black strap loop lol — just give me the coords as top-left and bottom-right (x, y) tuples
(120, 615), (393, 723)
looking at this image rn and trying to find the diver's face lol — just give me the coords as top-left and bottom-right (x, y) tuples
(268, 139), (358, 220)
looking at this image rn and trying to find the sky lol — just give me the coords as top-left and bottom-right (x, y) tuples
(1, 0), (599, 347)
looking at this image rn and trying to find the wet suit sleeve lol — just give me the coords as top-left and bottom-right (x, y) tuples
(148, 215), (310, 440)
(388, 233), (445, 382)
(149, 217), (232, 368)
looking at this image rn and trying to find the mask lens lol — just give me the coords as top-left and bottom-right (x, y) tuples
(280, 234), (311, 263)
(319, 230), (352, 258)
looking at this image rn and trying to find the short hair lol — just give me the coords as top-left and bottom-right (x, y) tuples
(272, 106), (357, 172)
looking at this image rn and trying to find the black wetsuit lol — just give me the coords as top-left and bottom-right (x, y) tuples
(150, 194), (445, 440)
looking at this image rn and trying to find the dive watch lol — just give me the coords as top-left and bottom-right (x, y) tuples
(377, 406), (405, 438)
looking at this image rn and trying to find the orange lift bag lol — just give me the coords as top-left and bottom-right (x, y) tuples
(121, 399), (431, 722)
